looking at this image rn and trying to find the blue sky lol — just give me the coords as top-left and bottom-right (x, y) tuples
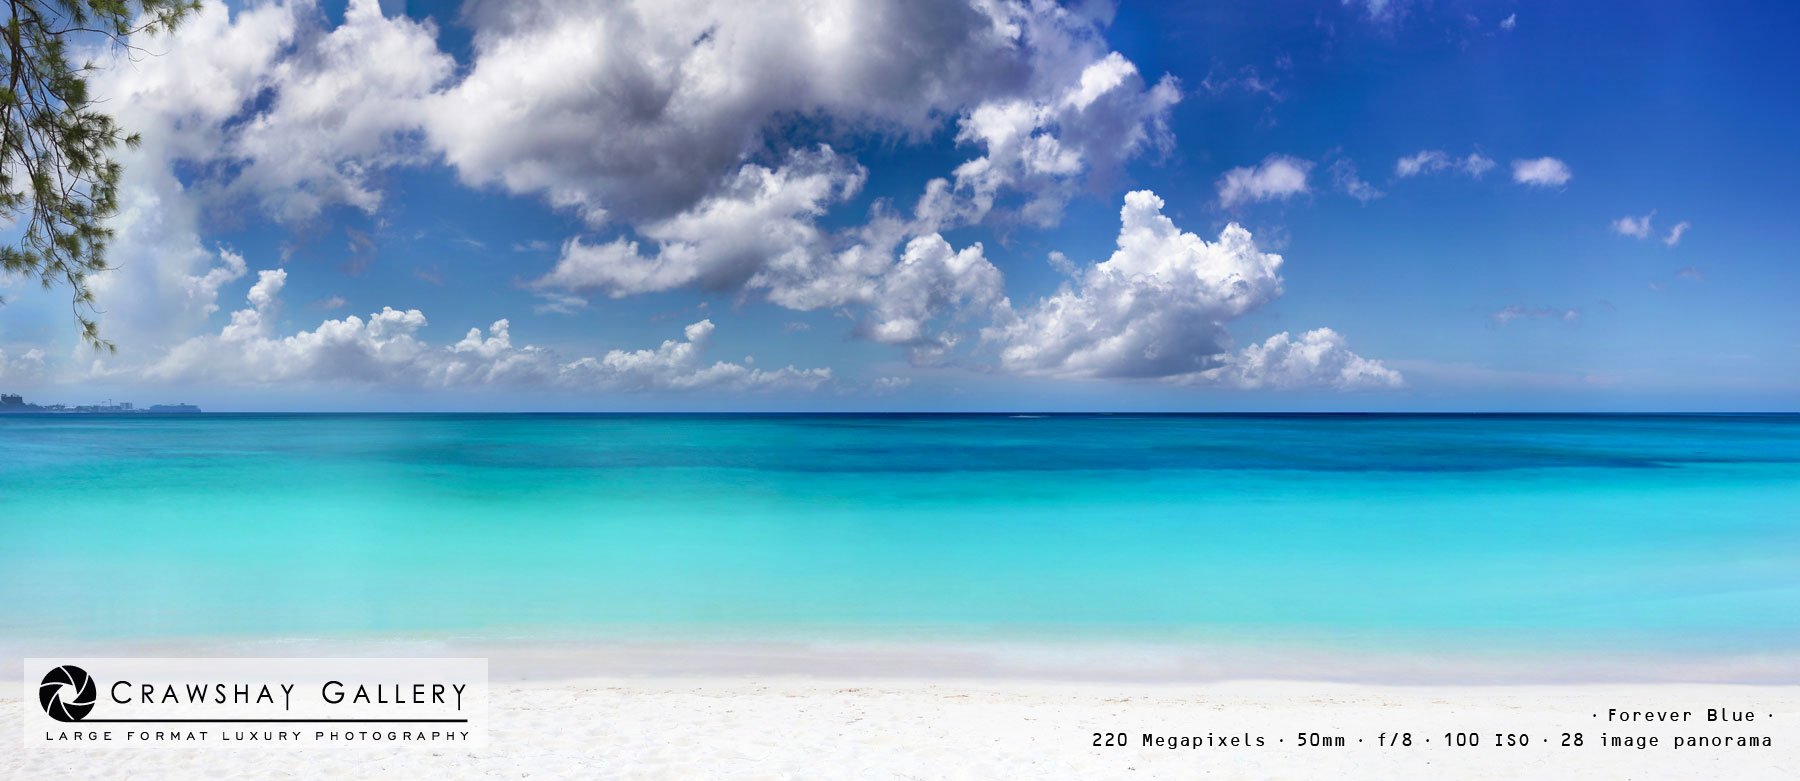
(0, 0), (1794, 411)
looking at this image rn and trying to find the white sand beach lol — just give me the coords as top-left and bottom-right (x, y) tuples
(7, 643), (1798, 779)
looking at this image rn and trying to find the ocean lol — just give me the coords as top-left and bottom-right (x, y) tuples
(3, 413), (1796, 668)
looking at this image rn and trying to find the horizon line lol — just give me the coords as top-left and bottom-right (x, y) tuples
(5, 410), (1797, 416)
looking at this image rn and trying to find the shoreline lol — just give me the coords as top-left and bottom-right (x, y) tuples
(7, 635), (1798, 686)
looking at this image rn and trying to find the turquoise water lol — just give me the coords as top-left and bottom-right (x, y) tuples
(2, 414), (1797, 658)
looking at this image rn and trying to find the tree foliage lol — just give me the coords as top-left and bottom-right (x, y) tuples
(1, 0), (197, 350)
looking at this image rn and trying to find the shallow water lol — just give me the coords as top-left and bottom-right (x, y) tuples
(2, 414), (1796, 661)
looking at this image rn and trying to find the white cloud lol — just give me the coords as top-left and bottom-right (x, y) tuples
(1193, 329), (1403, 390)
(988, 190), (1282, 379)
(531, 293), (589, 316)
(1611, 212), (1655, 239)
(82, 3), (296, 350)
(0, 348), (49, 385)
(141, 267), (829, 392)
(1460, 153), (1498, 177)
(66, 0), (1177, 375)
(986, 192), (1271, 378)
(1394, 150), (1494, 178)
(97, 0), (452, 223)
(223, 0), (454, 221)
(427, 0), (969, 224)
(1328, 159), (1384, 203)
(1676, 266), (1704, 282)
(1612, 213), (1689, 245)
(530, 145), (866, 297)
(531, 144), (1007, 364)
(1511, 157), (1572, 187)
(245, 270), (286, 312)
(861, 234), (1006, 364)
(1198, 66), (1282, 100)
(940, 49), (1181, 227)
(1500, 13), (1517, 31)
(871, 376), (912, 393)
(86, 0), (1173, 241)
(1344, 0), (1395, 21)
(1394, 150), (1444, 178)
(983, 189), (1398, 390)
(181, 248), (249, 316)
(427, 0), (1175, 229)
(313, 295), (350, 310)
(1217, 155), (1312, 208)
(33, 0), (1408, 399)
(1493, 305), (1579, 324)
(75, 0), (454, 355)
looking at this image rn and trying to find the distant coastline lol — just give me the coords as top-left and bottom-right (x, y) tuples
(0, 392), (200, 414)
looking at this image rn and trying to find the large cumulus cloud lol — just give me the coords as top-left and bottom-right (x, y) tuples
(986, 190), (1399, 389)
(429, 0), (1176, 227)
(507, 0), (1182, 355)
(84, 0), (453, 352)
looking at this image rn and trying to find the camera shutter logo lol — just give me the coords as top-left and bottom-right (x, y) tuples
(39, 665), (97, 722)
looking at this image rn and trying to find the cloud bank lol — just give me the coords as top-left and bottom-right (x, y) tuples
(49, 0), (1404, 397)
(142, 264), (829, 392)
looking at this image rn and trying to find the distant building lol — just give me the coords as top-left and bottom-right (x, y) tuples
(2, 392), (181, 414)
(1, 393), (44, 413)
